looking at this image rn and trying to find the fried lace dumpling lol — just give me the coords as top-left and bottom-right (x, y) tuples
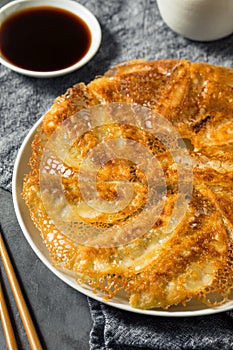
(23, 59), (233, 310)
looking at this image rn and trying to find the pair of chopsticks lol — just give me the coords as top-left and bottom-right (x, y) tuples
(0, 233), (43, 350)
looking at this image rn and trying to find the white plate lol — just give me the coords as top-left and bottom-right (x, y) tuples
(12, 117), (233, 317)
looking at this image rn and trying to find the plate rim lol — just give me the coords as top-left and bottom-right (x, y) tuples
(12, 116), (233, 317)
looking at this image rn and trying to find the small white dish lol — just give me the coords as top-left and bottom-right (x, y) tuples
(12, 117), (233, 317)
(0, 0), (101, 77)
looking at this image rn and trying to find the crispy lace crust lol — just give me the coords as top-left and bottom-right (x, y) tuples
(23, 60), (233, 310)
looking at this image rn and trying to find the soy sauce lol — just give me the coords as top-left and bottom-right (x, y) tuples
(0, 6), (92, 71)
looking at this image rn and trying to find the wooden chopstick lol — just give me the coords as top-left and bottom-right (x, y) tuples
(0, 283), (18, 350)
(0, 234), (43, 350)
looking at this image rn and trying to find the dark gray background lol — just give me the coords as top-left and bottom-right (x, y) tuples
(0, 0), (232, 349)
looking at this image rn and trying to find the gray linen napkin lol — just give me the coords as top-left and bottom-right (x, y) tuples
(1, 1), (233, 349)
(88, 299), (233, 350)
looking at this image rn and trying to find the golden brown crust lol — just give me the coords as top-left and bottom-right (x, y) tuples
(23, 59), (233, 310)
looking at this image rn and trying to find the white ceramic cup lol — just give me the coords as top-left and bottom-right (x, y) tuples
(157, 0), (233, 41)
